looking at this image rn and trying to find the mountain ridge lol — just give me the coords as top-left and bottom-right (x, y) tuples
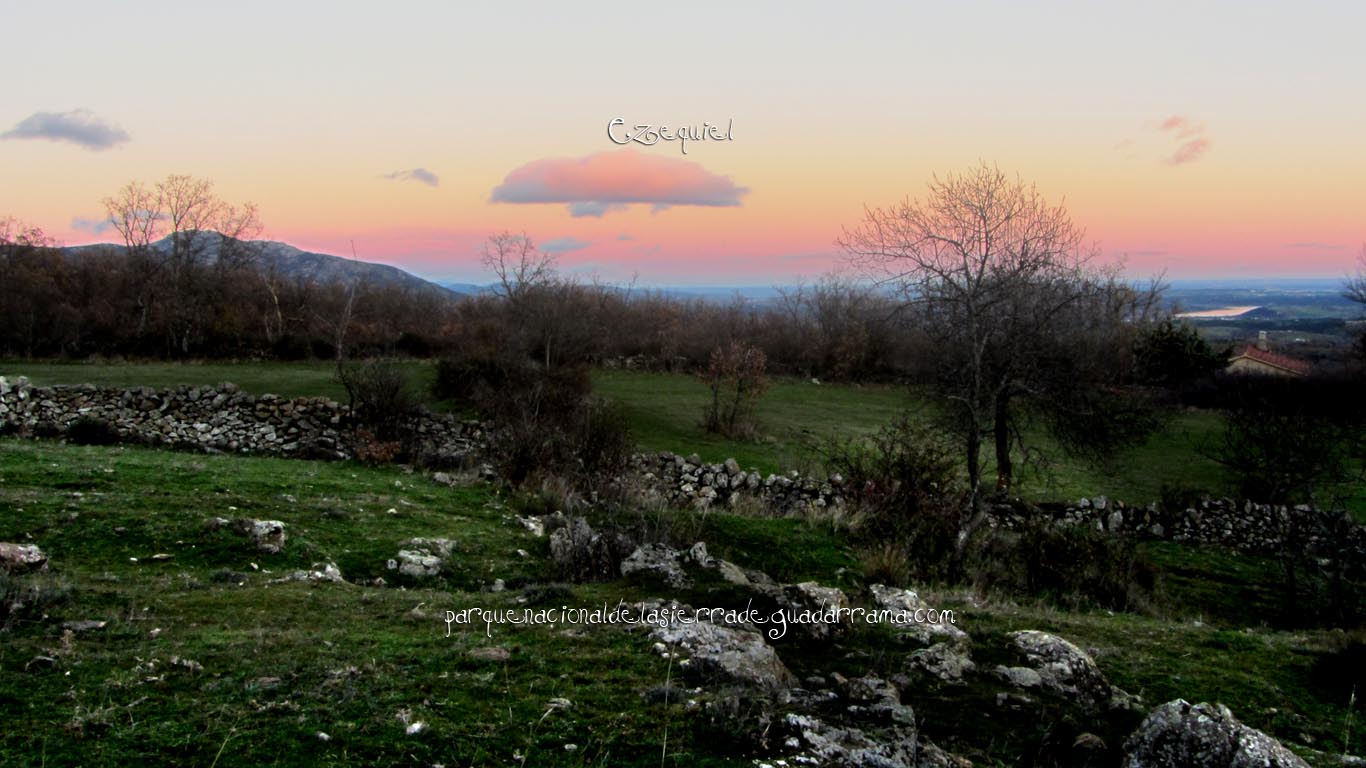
(62, 233), (462, 300)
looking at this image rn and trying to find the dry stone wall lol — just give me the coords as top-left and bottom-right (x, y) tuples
(0, 376), (481, 463)
(3, 375), (1362, 568)
(629, 451), (845, 515)
(987, 495), (1366, 565)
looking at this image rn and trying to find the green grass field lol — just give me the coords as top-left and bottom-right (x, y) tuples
(593, 369), (1239, 506)
(2, 359), (437, 403)
(4, 361), (1362, 515)
(1, 439), (1361, 765)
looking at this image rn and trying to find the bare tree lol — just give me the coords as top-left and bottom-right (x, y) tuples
(101, 174), (261, 354)
(841, 163), (1155, 506)
(313, 241), (363, 366)
(478, 231), (589, 368)
(480, 231), (556, 305)
(103, 181), (164, 339)
(1347, 244), (1366, 306)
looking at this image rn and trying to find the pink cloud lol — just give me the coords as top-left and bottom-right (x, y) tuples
(1159, 115), (1204, 139)
(490, 149), (748, 216)
(1167, 137), (1211, 166)
(1154, 115), (1211, 165)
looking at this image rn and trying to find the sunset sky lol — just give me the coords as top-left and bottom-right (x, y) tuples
(3, 1), (1363, 284)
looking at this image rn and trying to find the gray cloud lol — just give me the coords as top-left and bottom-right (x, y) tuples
(382, 168), (439, 187)
(71, 215), (114, 235)
(616, 233), (634, 241)
(569, 201), (628, 218)
(2, 109), (130, 150)
(541, 237), (591, 254)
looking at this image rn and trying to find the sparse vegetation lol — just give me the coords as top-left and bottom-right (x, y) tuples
(701, 341), (770, 439)
(1, 438), (1363, 764)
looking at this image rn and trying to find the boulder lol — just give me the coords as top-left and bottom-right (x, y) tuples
(0, 542), (47, 573)
(838, 675), (915, 726)
(388, 538), (455, 578)
(647, 602), (793, 689)
(273, 562), (345, 584)
(868, 584), (968, 645)
(994, 665), (1043, 690)
(773, 581), (851, 641)
(236, 519), (287, 554)
(779, 713), (918, 768)
(620, 543), (690, 588)
(908, 642), (976, 684)
(1008, 630), (1136, 712)
(548, 517), (632, 582)
(1122, 699), (1308, 768)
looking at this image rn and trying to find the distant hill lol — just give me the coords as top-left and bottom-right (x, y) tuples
(64, 233), (458, 300)
(436, 281), (494, 296)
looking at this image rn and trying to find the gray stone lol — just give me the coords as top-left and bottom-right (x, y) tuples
(273, 562), (345, 584)
(548, 517), (631, 582)
(994, 665), (1043, 689)
(838, 675), (915, 725)
(389, 538), (455, 578)
(779, 712), (917, 768)
(1123, 699), (1308, 768)
(1008, 630), (1136, 712)
(646, 601), (793, 689)
(236, 519), (287, 554)
(774, 581), (851, 641)
(868, 584), (968, 645)
(620, 543), (690, 588)
(0, 542), (47, 573)
(909, 642), (976, 684)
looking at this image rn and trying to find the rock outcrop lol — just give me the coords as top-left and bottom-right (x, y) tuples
(645, 600), (794, 689)
(1122, 699), (1308, 768)
(1007, 630), (1137, 712)
(241, 519), (286, 554)
(0, 377), (482, 464)
(0, 542), (47, 573)
(387, 538), (455, 578)
(868, 584), (967, 645)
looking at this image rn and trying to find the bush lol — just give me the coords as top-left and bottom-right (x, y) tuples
(270, 333), (312, 361)
(967, 519), (1157, 612)
(65, 415), (120, 446)
(822, 414), (967, 582)
(1210, 374), (1365, 505)
(858, 541), (911, 588)
(337, 360), (417, 442)
(435, 347), (634, 489)
(350, 427), (402, 465)
(702, 341), (769, 439)
(1131, 319), (1228, 392)
(394, 331), (434, 358)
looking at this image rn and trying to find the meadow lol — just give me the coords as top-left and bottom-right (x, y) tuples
(11, 358), (1366, 522)
(1, 438), (1362, 765)
(8, 360), (1241, 507)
